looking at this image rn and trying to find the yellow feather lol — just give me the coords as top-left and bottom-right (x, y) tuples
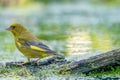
(17, 42), (21, 47)
(30, 45), (45, 51)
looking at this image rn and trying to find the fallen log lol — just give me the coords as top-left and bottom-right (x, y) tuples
(66, 48), (120, 73)
(1, 48), (120, 73)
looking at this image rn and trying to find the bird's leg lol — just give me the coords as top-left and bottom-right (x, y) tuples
(22, 58), (31, 64)
(36, 58), (40, 66)
(31, 58), (40, 65)
(22, 58), (30, 64)
(30, 58), (39, 62)
(35, 58), (40, 62)
(27, 58), (30, 62)
(16, 58), (30, 66)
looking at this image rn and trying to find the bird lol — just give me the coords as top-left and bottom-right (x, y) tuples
(6, 23), (64, 63)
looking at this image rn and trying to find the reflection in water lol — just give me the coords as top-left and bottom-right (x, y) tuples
(66, 28), (112, 58)
(66, 31), (91, 56)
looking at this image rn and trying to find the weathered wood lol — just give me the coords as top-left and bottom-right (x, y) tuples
(66, 48), (120, 73)
(0, 48), (120, 73)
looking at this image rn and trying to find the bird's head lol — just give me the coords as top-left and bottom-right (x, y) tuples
(6, 23), (27, 37)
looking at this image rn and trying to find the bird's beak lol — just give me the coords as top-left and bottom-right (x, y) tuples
(6, 27), (11, 31)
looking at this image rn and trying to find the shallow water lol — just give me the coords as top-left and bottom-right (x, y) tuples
(0, 0), (120, 79)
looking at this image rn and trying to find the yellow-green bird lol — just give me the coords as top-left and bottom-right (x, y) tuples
(6, 23), (64, 62)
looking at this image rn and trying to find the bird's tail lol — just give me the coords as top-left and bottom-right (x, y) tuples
(56, 53), (65, 59)
(48, 50), (65, 59)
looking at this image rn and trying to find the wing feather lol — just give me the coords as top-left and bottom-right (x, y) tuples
(23, 41), (58, 55)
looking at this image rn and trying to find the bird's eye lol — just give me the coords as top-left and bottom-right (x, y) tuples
(11, 26), (15, 30)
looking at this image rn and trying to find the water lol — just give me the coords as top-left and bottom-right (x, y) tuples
(0, 0), (120, 79)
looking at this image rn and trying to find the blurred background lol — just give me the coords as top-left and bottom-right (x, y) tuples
(0, 0), (120, 79)
(0, 0), (120, 62)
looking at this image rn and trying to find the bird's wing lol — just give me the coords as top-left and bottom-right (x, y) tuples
(22, 41), (64, 58)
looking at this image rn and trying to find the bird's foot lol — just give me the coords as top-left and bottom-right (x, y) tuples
(30, 58), (40, 66)
(16, 62), (30, 66)
(33, 58), (40, 62)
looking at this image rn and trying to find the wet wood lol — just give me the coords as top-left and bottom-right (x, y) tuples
(1, 48), (120, 73)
